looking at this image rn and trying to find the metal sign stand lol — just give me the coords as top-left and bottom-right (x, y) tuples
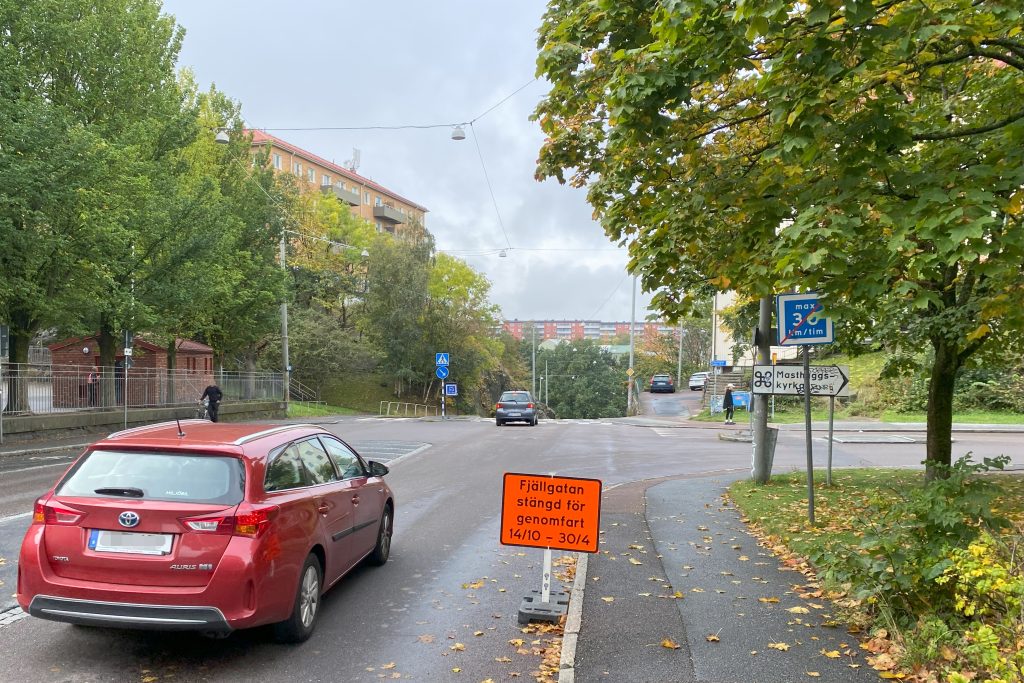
(802, 345), (815, 524)
(827, 396), (835, 486)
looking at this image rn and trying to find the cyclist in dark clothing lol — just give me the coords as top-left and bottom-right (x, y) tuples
(200, 384), (223, 422)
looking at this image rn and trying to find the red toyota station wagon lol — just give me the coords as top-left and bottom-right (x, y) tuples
(17, 421), (394, 643)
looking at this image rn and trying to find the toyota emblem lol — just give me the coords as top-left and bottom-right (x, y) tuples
(118, 511), (140, 528)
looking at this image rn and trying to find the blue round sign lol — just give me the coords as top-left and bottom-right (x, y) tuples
(435, 366), (449, 379)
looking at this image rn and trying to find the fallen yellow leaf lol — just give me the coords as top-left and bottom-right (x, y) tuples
(768, 642), (790, 651)
(450, 643), (465, 651)
(705, 634), (720, 643)
(601, 597), (615, 603)
(382, 662), (397, 669)
(806, 672), (820, 678)
(821, 649), (840, 658)
(786, 607), (810, 614)
(759, 597), (780, 604)
(628, 558), (643, 565)
(662, 638), (682, 649)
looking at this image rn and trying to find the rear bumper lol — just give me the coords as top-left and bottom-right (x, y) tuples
(28, 595), (231, 634)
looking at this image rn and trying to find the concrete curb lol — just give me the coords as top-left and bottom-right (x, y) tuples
(558, 552), (588, 683)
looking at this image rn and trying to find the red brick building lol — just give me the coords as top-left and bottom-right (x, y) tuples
(48, 337), (214, 408)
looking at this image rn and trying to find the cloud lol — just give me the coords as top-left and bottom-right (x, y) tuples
(163, 0), (657, 321)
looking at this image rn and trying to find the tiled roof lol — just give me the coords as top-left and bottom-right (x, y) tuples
(247, 129), (429, 213)
(176, 339), (213, 353)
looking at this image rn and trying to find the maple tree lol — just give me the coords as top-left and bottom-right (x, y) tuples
(535, 1), (1024, 478)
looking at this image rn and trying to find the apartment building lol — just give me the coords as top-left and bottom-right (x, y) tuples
(248, 130), (428, 234)
(502, 320), (677, 343)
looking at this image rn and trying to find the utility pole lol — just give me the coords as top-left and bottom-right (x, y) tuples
(531, 322), (537, 398)
(751, 296), (773, 483)
(627, 275), (636, 415)
(280, 232), (290, 404)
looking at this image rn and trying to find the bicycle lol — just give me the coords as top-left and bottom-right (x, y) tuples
(195, 398), (210, 420)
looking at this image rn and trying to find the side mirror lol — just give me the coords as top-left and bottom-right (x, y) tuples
(367, 461), (389, 477)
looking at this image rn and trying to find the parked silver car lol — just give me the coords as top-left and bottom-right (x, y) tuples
(495, 391), (538, 426)
(688, 372), (710, 391)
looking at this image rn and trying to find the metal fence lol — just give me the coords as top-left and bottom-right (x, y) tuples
(379, 401), (439, 417)
(0, 362), (284, 415)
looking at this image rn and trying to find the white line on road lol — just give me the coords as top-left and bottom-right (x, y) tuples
(2, 461), (72, 475)
(0, 511), (32, 525)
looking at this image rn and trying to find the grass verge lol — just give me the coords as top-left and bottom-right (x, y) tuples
(729, 466), (1024, 682)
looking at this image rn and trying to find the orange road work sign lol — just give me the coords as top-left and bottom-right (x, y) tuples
(500, 472), (602, 553)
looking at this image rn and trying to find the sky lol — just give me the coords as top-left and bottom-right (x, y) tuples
(159, 0), (657, 323)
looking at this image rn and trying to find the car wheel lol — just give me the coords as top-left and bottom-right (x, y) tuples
(274, 554), (322, 644)
(496, 419), (502, 426)
(531, 417), (538, 426)
(368, 504), (393, 566)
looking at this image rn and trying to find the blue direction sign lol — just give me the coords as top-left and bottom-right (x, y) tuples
(435, 366), (449, 380)
(445, 383), (458, 396)
(776, 292), (834, 346)
(435, 352), (450, 366)
(710, 359), (727, 367)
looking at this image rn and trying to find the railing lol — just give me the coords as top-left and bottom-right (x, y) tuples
(0, 362), (284, 415)
(289, 378), (319, 403)
(378, 401), (439, 417)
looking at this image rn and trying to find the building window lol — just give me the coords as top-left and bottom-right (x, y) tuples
(374, 196), (382, 207)
(375, 221), (383, 232)
(322, 174), (331, 186)
(273, 153), (282, 170)
(364, 191), (370, 204)
(307, 168), (315, 182)
(293, 161), (302, 176)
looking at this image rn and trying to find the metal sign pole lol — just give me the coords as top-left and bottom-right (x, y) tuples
(803, 345), (815, 524)
(541, 547), (552, 604)
(827, 396), (835, 486)
(441, 383), (446, 420)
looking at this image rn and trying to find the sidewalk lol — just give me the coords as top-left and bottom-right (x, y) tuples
(567, 473), (879, 682)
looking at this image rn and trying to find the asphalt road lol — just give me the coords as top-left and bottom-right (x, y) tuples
(1, 398), (1022, 682)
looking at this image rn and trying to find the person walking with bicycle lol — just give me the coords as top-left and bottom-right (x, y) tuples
(199, 383), (223, 422)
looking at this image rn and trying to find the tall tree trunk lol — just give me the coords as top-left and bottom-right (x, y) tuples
(6, 309), (34, 413)
(166, 337), (177, 404)
(244, 346), (258, 400)
(99, 324), (117, 408)
(925, 337), (959, 481)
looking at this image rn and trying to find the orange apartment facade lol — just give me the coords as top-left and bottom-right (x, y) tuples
(248, 130), (428, 234)
(502, 320), (677, 342)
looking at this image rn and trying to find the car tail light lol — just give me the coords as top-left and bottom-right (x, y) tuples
(526, 402), (534, 408)
(233, 505), (277, 537)
(182, 504), (278, 537)
(495, 402), (503, 410)
(33, 500), (83, 525)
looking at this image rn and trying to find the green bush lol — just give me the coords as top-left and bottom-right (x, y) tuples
(814, 456), (1011, 630)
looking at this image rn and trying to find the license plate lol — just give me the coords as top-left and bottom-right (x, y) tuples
(509, 411), (521, 417)
(88, 529), (173, 556)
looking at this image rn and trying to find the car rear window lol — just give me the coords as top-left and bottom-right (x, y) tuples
(56, 450), (245, 505)
(653, 375), (671, 380)
(500, 392), (531, 402)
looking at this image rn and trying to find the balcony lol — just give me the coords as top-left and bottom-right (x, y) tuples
(321, 183), (360, 206)
(373, 204), (404, 224)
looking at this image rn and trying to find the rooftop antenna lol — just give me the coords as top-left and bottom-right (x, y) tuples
(344, 148), (361, 173)
(176, 418), (185, 438)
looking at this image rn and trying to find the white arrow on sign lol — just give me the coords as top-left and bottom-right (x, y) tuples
(751, 365), (850, 397)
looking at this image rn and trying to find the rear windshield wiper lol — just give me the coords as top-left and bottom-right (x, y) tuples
(93, 487), (145, 498)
